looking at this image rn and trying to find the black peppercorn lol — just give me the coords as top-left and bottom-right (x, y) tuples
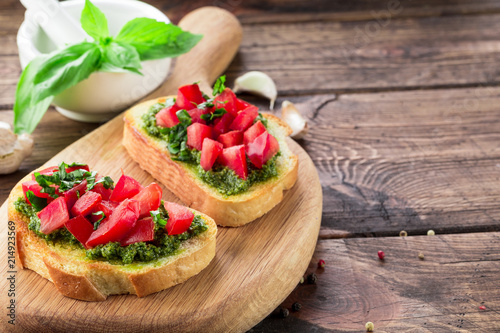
(307, 273), (317, 284)
(279, 307), (289, 318)
(292, 302), (302, 312)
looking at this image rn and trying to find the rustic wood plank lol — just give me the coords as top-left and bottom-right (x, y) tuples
(4, 11), (500, 96)
(277, 87), (500, 237)
(5, 0), (500, 23)
(225, 13), (500, 95)
(254, 233), (500, 332)
(144, 0), (500, 24)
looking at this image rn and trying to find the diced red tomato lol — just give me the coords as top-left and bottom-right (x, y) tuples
(131, 183), (162, 218)
(163, 202), (194, 235)
(66, 164), (90, 173)
(236, 98), (252, 112)
(90, 179), (113, 201)
(155, 104), (181, 128)
(38, 197), (70, 234)
(176, 84), (206, 109)
(244, 120), (267, 146)
(70, 191), (102, 217)
(64, 179), (88, 211)
(31, 166), (58, 180)
(187, 108), (208, 125)
(213, 88), (238, 116)
(200, 138), (223, 171)
(246, 132), (280, 169)
(109, 174), (143, 202)
(218, 145), (248, 180)
(64, 215), (94, 249)
(120, 217), (155, 246)
(22, 180), (50, 201)
(187, 123), (213, 151)
(229, 106), (259, 132)
(90, 200), (118, 223)
(217, 130), (243, 148)
(213, 112), (235, 137)
(85, 199), (140, 248)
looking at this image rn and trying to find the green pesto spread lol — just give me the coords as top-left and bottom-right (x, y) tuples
(142, 101), (279, 196)
(14, 198), (208, 265)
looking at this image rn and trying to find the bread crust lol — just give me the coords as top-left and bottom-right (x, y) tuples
(8, 171), (217, 301)
(123, 97), (299, 227)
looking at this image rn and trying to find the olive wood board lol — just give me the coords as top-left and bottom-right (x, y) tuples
(0, 6), (322, 332)
(0, 126), (322, 333)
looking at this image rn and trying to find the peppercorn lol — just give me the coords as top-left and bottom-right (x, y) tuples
(427, 230), (435, 236)
(307, 273), (317, 284)
(279, 307), (289, 318)
(377, 250), (385, 260)
(399, 230), (408, 237)
(418, 252), (424, 260)
(479, 305), (486, 310)
(318, 259), (325, 268)
(365, 321), (374, 331)
(292, 302), (302, 312)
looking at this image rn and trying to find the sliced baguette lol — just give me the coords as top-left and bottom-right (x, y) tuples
(123, 96), (299, 227)
(8, 171), (217, 301)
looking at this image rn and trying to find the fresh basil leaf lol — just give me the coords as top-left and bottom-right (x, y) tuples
(212, 75), (226, 96)
(26, 191), (48, 212)
(34, 173), (59, 199)
(33, 43), (101, 102)
(92, 211), (106, 230)
(176, 109), (192, 125)
(81, 0), (109, 40)
(201, 108), (227, 122)
(13, 56), (53, 134)
(256, 113), (268, 127)
(197, 100), (214, 110)
(100, 41), (143, 75)
(151, 201), (169, 228)
(33, 162), (95, 195)
(115, 18), (202, 60)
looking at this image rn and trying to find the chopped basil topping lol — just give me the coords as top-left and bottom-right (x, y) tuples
(14, 196), (208, 265)
(142, 102), (280, 196)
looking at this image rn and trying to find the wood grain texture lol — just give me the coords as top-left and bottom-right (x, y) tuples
(252, 232), (500, 332)
(226, 13), (500, 95)
(0, 127), (322, 333)
(142, 0), (500, 24)
(4, 11), (500, 100)
(278, 87), (500, 237)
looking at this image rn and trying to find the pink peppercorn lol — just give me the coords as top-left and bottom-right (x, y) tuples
(479, 305), (486, 310)
(378, 251), (385, 260)
(318, 259), (325, 268)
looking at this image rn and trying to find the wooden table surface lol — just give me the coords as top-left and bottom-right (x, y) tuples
(1, 0), (500, 331)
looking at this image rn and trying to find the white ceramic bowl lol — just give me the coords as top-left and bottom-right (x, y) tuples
(17, 0), (171, 122)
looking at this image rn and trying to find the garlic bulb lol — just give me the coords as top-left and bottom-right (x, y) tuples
(0, 121), (33, 174)
(280, 101), (308, 139)
(233, 71), (277, 110)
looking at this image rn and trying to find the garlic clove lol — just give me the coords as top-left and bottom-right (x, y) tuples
(281, 101), (309, 139)
(233, 71), (277, 110)
(0, 121), (33, 174)
(0, 122), (17, 156)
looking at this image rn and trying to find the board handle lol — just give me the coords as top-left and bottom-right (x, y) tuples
(145, 6), (242, 99)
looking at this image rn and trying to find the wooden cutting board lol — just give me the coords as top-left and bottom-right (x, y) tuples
(0, 7), (322, 333)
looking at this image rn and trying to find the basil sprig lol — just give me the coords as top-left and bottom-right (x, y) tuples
(151, 200), (169, 230)
(13, 0), (202, 135)
(33, 161), (114, 199)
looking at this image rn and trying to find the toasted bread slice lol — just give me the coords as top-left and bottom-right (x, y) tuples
(8, 172), (217, 301)
(123, 96), (298, 227)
